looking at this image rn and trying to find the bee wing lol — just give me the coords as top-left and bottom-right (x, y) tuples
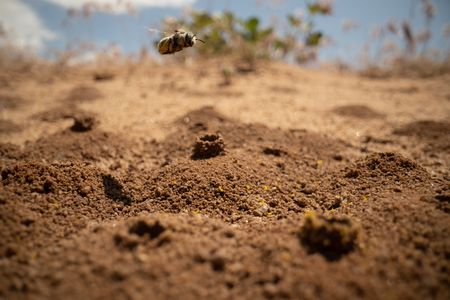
(147, 27), (169, 35)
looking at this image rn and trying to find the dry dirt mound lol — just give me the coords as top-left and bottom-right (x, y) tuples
(0, 93), (25, 110)
(31, 105), (87, 122)
(1, 104), (449, 300)
(0, 143), (23, 159)
(332, 104), (384, 119)
(0, 119), (22, 134)
(342, 152), (430, 186)
(21, 128), (128, 163)
(127, 107), (353, 220)
(64, 84), (103, 104)
(141, 152), (309, 219)
(393, 120), (450, 139)
(160, 106), (348, 163)
(0, 159), (139, 265)
(393, 120), (450, 153)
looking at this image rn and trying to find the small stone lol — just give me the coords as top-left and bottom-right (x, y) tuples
(253, 203), (269, 217)
(263, 283), (279, 298)
(301, 186), (316, 195)
(80, 185), (92, 197)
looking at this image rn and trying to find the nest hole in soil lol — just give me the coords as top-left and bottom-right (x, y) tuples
(191, 133), (226, 160)
(70, 114), (98, 132)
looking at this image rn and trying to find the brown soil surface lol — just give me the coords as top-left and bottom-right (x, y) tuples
(0, 60), (449, 300)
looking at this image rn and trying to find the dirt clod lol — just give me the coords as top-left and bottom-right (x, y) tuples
(299, 213), (359, 261)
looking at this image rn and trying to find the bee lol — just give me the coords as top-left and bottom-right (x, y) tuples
(156, 30), (205, 55)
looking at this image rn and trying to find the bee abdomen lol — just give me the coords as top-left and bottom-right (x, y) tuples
(158, 37), (173, 55)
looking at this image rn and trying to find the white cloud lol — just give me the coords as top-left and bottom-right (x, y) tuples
(0, 0), (194, 51)
(0, 0), (58, 50)
(42, 0), (195, 13)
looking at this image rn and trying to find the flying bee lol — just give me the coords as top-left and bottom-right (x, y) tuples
(156, 30), (205, 55)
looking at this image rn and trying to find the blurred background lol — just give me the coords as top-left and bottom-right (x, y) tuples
(0, 0), (449, 71)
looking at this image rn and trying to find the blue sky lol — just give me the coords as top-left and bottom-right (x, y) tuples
(1, 0), (449, 64)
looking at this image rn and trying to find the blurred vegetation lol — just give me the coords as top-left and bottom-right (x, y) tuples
(1, 0), (449, 78)
(159, 0), (332, 68)
(360, 0), (450, 78)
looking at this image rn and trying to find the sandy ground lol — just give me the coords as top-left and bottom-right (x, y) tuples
(0, 59), (449, 299)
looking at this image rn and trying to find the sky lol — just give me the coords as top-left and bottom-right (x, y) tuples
(0, 0), (449, 65)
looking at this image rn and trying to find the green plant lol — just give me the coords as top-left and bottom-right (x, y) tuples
(158, 1), (332, 67)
